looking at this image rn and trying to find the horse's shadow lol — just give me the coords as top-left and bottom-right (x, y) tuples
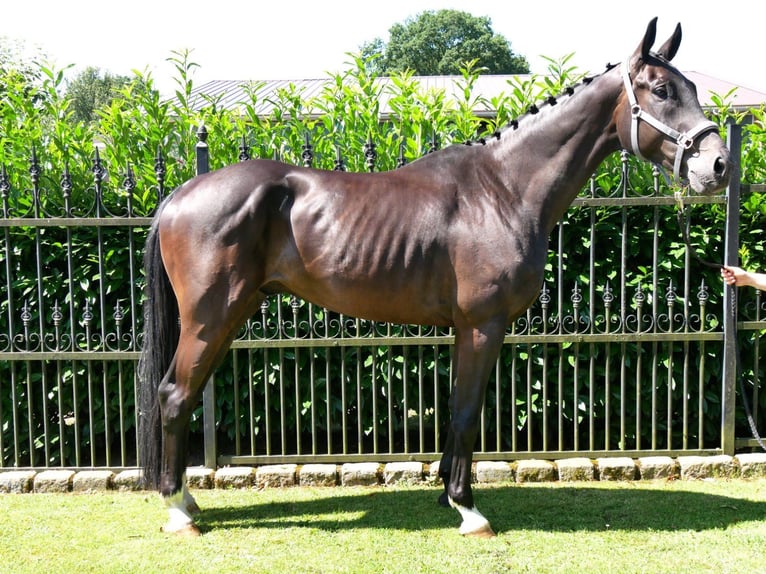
(196, 483), (766, 534)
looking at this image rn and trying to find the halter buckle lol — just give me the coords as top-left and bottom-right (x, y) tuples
(677, 133), (694, 150)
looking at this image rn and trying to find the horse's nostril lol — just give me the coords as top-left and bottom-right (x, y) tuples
(714, 157), (727, 176)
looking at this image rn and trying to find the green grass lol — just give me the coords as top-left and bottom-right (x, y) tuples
(2, 479), (766, 573)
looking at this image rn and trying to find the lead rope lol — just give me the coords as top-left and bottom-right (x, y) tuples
(674, 191), (722, 271)
(675, 193), (766, 451)
(730, 290), (766, 452)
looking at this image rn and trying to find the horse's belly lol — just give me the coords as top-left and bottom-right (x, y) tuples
(271, 270), (454, 327)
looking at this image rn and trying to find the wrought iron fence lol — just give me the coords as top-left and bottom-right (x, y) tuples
(0, 123), (754, 471)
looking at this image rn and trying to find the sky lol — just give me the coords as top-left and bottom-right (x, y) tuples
(2, 0), (764, 96)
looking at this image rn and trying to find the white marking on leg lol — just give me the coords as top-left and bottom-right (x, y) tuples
(182, 483), (201, 515)
(164, 489), (195, 533)
(448, 496), (492, 536)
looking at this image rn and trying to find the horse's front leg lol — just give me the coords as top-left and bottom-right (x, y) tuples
(445, 320), (506, 538)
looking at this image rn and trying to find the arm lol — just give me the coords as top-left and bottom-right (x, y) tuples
(721, 265), (766, 290)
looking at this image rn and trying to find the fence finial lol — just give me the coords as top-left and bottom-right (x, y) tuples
(196, 125), (209, 175)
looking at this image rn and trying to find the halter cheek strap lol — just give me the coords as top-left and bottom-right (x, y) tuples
(620, 60), (719, 182)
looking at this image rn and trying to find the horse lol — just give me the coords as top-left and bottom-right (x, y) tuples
(138, 17), (730, 538)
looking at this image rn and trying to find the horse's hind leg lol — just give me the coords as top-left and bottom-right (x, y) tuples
(438, 373), (458, 507)
(159, 290), (263, 535)
(437, 425), (454, 507)
(157, 332), (223, 535)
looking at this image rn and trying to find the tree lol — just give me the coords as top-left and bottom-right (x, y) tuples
(0, 36), (48, 102)
(65, 67), (133, 124)
(359, 10), (529, 76)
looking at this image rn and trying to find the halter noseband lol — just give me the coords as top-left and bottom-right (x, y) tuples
(620, 58), (719, 182)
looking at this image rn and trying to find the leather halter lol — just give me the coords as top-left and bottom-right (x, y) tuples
(620, 58), (719, 181)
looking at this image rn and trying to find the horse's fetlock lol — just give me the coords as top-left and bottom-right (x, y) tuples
(160, 485), (176, 498)
(160, 477), (182, 499)
(448, 483), (473, 508)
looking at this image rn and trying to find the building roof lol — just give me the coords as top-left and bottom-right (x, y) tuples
(184, 72), (766, 118)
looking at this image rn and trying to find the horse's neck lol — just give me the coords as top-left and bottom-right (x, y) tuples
(495, 68), (623, 233)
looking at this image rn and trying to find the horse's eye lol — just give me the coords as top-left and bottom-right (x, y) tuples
(654, 84), (670, 100)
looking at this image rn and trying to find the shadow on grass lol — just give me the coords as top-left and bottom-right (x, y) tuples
(196, 483), (766, 535)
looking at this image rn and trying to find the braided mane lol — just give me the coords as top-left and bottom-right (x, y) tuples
(463, 62), (621, 146)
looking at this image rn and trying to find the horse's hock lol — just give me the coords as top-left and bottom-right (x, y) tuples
(3, 454), (766, 494)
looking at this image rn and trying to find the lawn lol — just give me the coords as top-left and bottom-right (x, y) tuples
(2, 479), (766, 573)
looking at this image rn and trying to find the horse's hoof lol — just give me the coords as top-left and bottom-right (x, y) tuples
(463, 523), (496, 539)
(162, 523), (201, 537)
(176, 524), (202, 537)
(438, 492), (450, 508)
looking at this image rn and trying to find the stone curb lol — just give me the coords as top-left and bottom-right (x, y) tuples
(4, 454), (766, 493)
(72, 470), (114, 492)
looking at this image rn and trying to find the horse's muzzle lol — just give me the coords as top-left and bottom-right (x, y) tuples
(686, 139), (731, 195)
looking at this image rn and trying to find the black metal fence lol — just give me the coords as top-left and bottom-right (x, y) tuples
(1, 123), (759, 471)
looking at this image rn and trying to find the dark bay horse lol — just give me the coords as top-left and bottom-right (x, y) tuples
(139, 18), (730, 537)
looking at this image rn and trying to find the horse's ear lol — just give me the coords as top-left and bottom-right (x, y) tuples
(640, 17), (658, 59)
(629, 17), (658, 74)
(655, 23), (682, 61)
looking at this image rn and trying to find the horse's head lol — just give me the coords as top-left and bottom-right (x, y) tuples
(616, 17), (730, 194)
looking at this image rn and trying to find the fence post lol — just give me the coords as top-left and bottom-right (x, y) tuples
(721, 121), (741, 455)
(195, 125), (217, 469)
(196, 124), (209, 174)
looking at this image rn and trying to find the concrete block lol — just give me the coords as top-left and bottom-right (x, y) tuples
(637, 456), (678, 480)
(516, 459), (556, 483)
(556, 458), (595, 482)
(114, 469), (143, 491)
(0, 470), (36, 493)
(186, 467), (215, 489)
(426, 461), (442, 485)
(341, 462), (380, 486)
(597, 457), (637, 481)
(678, 455), (738, 479)
(299, 464), (338, 486)
(475, 461), (513, 483)
(736, 453), (766, 478)
(383, 462), (424, 485)
(72, 470), (114, 492)
(215, 466), (255, 489)
(34, 470), (75, 493)
(256, 464), (297, 488)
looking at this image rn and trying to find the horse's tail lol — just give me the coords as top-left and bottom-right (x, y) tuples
(138, 198), (178, 490)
